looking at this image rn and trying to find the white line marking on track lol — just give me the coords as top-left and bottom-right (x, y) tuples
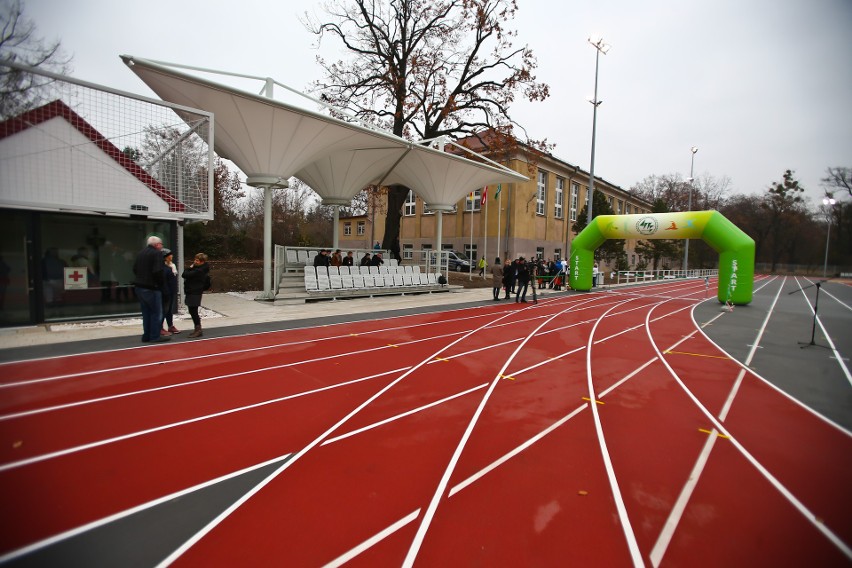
(651, 277), (787, 567)
(156, 294), (540, 568)
(0, 368), (408, 472)
(0, 452), (294, 563)
(322, 509), (421, 568)
(321, 383), (489, 446)
(402, 297), (603, 567)
(795, 277), (852, 388)
(648, 278), (852, 564)
(586, 297), (646, 567)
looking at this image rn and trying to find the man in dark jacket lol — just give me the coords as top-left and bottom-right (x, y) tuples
(133, 235), (169, 343)
(515, 256), (530, 303)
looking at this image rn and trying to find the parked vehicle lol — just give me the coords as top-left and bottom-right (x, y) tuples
(430, 250), (472, 272)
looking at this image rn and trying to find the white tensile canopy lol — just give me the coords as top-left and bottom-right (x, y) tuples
(121, 55), (527, 299)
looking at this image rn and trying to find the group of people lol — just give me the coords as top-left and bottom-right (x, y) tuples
(312, 249), (387, 268)
(489, 256), (586, 303)
(313, 249), (356, 268)
(133, 236), (211, 344)
(488, 256), (539, 303)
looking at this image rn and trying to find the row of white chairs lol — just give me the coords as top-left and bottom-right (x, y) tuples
(308, 265), (421, 276)
(305, 271), (440, 293)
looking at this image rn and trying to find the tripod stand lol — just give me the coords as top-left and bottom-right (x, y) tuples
(793, 280), (827, 348)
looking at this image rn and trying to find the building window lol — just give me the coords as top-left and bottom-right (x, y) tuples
(464, 243), (478, 260)
(404, 190), (416, 216)
(357, 221), (365, 235)
(465, 188), (482, 212)
(570, 183), (579, 221)
(617, 200), (623, 215)
(536, 246), (544, 259)
(555, 178), (564, 219)
(344, 222), (352, 236)
(608, 196), (614, 211)
(536, 171), (546, 215)
(403, 244), (413, 260)
(554, 248), (562, 261)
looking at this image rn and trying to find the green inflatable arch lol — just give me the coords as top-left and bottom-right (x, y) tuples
(569, 211), (755, 305)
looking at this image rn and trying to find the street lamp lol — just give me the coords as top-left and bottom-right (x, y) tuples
(823, 196), (837, 278)
(682, 146), (698, 273)
(586, 36), (610, 225)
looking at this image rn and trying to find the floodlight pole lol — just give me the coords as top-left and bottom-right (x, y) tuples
(683, 146), (698, 273)
(586, 37), (610, 225)
(823, 197), (836, 278)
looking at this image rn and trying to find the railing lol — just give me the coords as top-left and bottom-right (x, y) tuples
(611, 268), (718, 285)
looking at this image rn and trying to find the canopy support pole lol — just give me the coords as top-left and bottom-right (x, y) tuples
(247, 176), (288, 301)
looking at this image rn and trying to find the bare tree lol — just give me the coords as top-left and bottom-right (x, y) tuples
(630, 172), (730, 213)
(0, 0), (72, 119)
(304, 0), (550, 249)
(822, 167), (851, 199)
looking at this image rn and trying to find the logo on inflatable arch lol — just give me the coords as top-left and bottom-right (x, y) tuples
(635, 216), (659, 235)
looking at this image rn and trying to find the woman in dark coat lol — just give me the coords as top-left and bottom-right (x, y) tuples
(182, 253), (210, 338)
(161, 249), (180, 335)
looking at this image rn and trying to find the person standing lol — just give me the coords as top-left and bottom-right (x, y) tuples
(161, 249), (180, 335)
(477, 256), (487, 277)
(515, 256), (530, 303)
(490, 257), (504, 301)
(183, 253), (210, 338)
(133, 236), (169, 343)
(593, 262), (599, 288)
(502, 259), (513, 299)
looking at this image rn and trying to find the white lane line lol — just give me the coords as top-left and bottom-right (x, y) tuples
(651, 277), (787, 567)
(448, 405), (588, 497)
(401, 297), (605, 568)
(0, 452), (294, 564)
(321, 383), (489, 446)
(322, 509), (421, 568)
(0, 368), (408, 473)
(0, 306), (509, 386)
(648, 278), (852, 564)
(795, 277), (852, 388)
(0, 328), (470, 420)
(156, 297), (532, 568)
(0, 302), (600, 422)
(802, 278), (852, 312)
(585, 297), (646, 568)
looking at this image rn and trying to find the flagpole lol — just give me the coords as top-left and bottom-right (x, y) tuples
(483, 187), (488, 279)
(497, 184), (502, 263)
(469, 191), (474, 281)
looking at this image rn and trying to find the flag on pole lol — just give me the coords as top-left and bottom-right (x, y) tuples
(495, 184), (502, 198)
(481, 186), (487, 206)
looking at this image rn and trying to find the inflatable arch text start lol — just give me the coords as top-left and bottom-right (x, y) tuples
(568, 211), (755, 305)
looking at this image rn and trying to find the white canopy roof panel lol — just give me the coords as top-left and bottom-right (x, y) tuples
(121, 56), (526, 208)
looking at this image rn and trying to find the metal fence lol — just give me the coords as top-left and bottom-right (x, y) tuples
(0, 61), (214, 220)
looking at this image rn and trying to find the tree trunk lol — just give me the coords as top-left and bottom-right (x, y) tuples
(382, 185), (409, 253)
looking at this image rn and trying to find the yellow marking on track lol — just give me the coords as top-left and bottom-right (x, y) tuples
(349, 333), (359, 336)
(501, 374), (515, 380)
(664, 350), (729, 360)
(582, 397), (604, 405)
(434, 357), (449, 362)
(698, 428), (729, 439)
(387, 344), (399, 348)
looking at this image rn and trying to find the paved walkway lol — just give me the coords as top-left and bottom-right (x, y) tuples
(0, 287), (521, 351)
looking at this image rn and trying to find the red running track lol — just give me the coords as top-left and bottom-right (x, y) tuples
(0, 277), (850, 566)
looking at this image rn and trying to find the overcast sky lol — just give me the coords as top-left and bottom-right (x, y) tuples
(23, 0), (852, 205)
